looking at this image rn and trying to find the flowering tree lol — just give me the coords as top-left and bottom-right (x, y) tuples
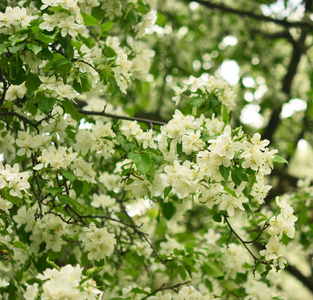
(0, 0), (311, 299)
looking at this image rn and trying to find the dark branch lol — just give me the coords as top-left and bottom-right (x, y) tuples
(0, 110), (39, 132)
(78, 109), (167, 126)
(224, 215), (259, 263)
(286, 264), (313, 294)
(262, 30), (307, 142)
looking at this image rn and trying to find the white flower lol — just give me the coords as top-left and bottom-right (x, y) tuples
(260, 236), (287, 268)
(59, 16), (82, 37)
(135, 10), (157, 38)
(37, 265), (90, 299)
(91, 194), (115, 209)
(182, 131), (205, 155)
(136, 130), (157, 149)
(0, 196), (13, 214)
(124, 178), (150, 199)
(24, 283), (39, 300)
(5, 84), (27, 101)
(209, 125), (241, 160)
(121, 121), (143, 139)
(81, 223), (116, 261)
(39, 13), (59, 31)
(250, 133), (269, 149)
(171, 84), (187, 105)
(55, 82), (77, 100)
(73, 157), (96, 183)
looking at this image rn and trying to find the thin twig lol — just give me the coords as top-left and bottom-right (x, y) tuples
(223, 215), (259, 263)
(142, 280), (192, 299)
(78, 109), (166, 126)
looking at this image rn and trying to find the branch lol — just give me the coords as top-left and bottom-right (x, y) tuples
(78, 109), (167, 126)
(142, 280), (192, 299)
(0, 70), (9, 107)
(0, 109), (39, 132)
(79, 214), (146, 232)
(262, 30), (307, 143)
(117, 198), (166, 264)
(249, 28), (294, 43)
(286, 264), (313, 294)
(223, 215), (259, 264)
(184, 0), (313, 30)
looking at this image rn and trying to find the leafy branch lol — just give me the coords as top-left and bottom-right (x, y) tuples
(184, 0), (313, 30)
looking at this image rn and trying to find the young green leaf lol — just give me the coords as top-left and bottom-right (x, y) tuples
(162, 202), (176, 220)
(273, 155), (288, 165)
(38, 97), (56, 114)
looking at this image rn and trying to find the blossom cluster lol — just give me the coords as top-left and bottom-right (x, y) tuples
(106, 37), (133, 93)
(39, 76), (78, 101)
(260, 197), (298, 269)
(14, 205), (67, 253)
(0, 0), (301, 298)
(0, 163), (31, 198)
(90, 120), (116, 158)
(24, 264), (102, 300)
(172, 75), (236, 112)
(0, 7), (35, 34)
(80, 223), (116, 261)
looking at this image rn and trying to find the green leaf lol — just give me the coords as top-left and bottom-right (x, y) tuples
(130, 288), (149, 296)
(85, 266), (106, 278)
(0, 42), (10, 52)
(61, 100), (84, 122)
(58, 194), (87, 213)
(2, 101), (14, 108)
(10, 43), (26, 54)
(66, 45), (74, 61)
(236, 166), (248, 182)
(162, 202), (176, 220)
(213, 212), (222, 223)
(53, 58), (72, 74)
(27, 43), (42, 55)
(128, 153), (152, 174)
(222, 105), (229, 123)
(178, 266), (187, 280)
(38, 97), (56, 114)
(61, 170), (76, 183)
(9, 34), (27, 46)
(164, 186), (172, 199)
(41, 47), (54, 61)
(4, 191), (21, 206)
(273, 155), (288, 165)
(219, 165), (230, 181)
(247, 173), (256, 190)
(46, 187), (63, 196)
(190, 97), (204, 108)
(202, 261), (223, 278)
(80, 74), (92, 92)
(222, 182), (237, 198)
(13, 241), (27, 250)
(38, 34), (55, 44)
(8, 55), (26, 84)
(73, 180), (83, 197)
(25, 73), (41, 92)
(81, 12), (99, 26)
(121, 142), (136, 153)
(101, 21), (114, 32)
(231, 168), (241, 186)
